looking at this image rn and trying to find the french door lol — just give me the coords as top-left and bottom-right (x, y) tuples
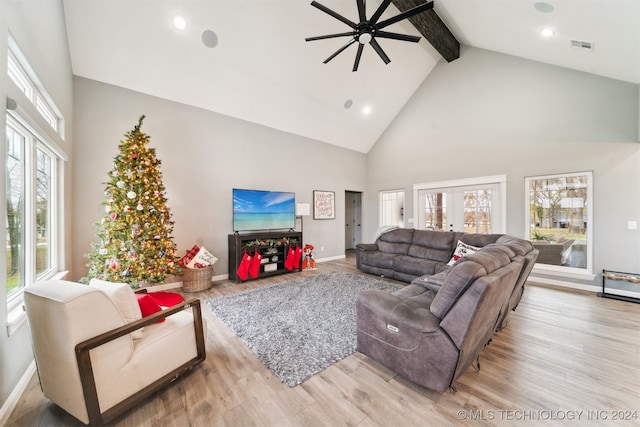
(414, 176), (506, 234)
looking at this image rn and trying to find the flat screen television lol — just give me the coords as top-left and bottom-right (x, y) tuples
(233, 188), (296, 232)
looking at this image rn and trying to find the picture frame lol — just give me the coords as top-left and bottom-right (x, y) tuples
(313, 190), (335, 220)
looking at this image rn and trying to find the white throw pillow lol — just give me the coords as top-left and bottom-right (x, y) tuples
(89, 278), (143, 339)
(447, 240), (480, 266)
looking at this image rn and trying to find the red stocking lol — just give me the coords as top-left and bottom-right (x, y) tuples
(284, 246), (295, 271)
(249, 248), (262, 279)
(236, 249), (252, 281)
(292, 245), (302, 270)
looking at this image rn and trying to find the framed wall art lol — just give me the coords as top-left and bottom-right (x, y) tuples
(313, 190), (335, 220)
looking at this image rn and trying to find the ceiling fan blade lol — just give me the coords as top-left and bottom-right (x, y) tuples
(377, 1), (434, 30)
(369, 0), (392, 25)
(375, 31), (421, 43)
(369, 38), (391, 64)
(353, 43), (364, 72)
(306, 31), (356, 42)
(323, 38), (357, 64)
(310, 1), (357, 29)
(356, 0), (366, 22)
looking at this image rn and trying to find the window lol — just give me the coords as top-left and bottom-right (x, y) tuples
(379, 190), (404, 227)
(525, 172), (592, 274)
(463, 189), (493, 234)
(6, 124), (25, 299)
(6, 118), (60, 308)
(5, 40), (65, 329)
(8, 46), (61, 134)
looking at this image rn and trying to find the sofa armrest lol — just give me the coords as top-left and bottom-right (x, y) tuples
(356, 243), (378, 252)
(412, 270), (448, 292)
(75, 298), (206, 425)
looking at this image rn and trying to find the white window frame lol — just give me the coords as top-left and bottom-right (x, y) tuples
(413, 175), (507, 233)
(525, 171), (594, 280)
(7, 38), (63, 136)
(6, 37), (67, 335)
(379, 189), (405, 227)
(6, 117), (62, 308)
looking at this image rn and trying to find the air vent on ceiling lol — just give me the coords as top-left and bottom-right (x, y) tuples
(570, 40), (593, 51)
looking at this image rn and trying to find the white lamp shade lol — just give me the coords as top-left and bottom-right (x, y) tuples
(296, 203), (311, 216)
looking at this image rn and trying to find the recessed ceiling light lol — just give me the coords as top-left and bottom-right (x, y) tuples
(540, 27), (555, 37)
(173, 15), (187, 31)
(534, 2), (554, 13)
(362, 105), (372, 116)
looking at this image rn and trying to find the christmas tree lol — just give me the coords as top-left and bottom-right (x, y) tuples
(84, 116), (179, 286)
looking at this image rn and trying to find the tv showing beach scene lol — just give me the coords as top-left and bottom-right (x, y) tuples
(233, 189), (296, 231)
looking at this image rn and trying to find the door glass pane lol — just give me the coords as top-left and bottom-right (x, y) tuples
(6, 125), (25, 296)
(424, 192), (447, 231)
(528, 174), (589, 268)
(464, 189), (492, 233)
(380, 190), (404, 227)
(36, 148), (52, 275)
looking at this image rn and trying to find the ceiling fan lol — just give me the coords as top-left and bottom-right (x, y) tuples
(305, 0), (434, 71)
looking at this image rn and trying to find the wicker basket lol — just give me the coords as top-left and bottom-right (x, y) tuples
(182, 265), (214, 292)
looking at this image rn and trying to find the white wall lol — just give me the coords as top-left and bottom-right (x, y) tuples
(0, 0), (74, 418)
(71, 77), (368, 281)
(366, 46), (640, 287)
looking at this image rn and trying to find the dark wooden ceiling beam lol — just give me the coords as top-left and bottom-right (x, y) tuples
(391, 0), (460, 62)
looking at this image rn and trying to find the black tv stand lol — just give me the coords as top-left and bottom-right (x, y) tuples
(228, 231), (302, 283)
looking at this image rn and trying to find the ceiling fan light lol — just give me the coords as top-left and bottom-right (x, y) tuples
(358, 33), (372, 44)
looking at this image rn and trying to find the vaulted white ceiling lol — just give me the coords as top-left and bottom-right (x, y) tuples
(62, 0), (639, 153)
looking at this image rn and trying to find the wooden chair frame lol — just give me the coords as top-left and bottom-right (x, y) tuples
(75, 298), (206, 425)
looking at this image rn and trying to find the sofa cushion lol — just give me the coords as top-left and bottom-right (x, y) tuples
(481, 243), (516, 260)
(496, 235), (534, 256)
(361, 250), (397, 269)
(411, 270), (449, 292)
(431, 247), (512, 319)
(407, 230), (456, 262)
(89, 278), (143, 339)
(376, 228), (415, 255)
(393, 255), (443, 277)
(458, 233), (504, 247)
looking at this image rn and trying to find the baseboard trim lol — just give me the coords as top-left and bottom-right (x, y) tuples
(0, 360), (36, 426)
(316, 254), (346, 263)
(528, 276), (600, 293)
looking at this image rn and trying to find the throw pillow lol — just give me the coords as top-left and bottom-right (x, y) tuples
(179, 245), (200, 267)
(186, 246), (218, 268)
(136, 294), (165, 322)
(447, 240), (480, 266)
(89, 278), (144, 339)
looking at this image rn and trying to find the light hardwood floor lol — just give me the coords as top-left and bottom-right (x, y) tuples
(6, 253), (640, 426)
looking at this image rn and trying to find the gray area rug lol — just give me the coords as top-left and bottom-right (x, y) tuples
(206, 271), (401, 387)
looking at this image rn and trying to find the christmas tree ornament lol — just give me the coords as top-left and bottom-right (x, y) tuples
(127, 191), (137, 199)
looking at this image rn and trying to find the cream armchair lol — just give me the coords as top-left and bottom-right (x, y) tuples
(24, 280), (206, 425)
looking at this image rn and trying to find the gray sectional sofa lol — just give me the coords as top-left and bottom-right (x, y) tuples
(357, 228), (512, 282)
(354, 228), (539, 392)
